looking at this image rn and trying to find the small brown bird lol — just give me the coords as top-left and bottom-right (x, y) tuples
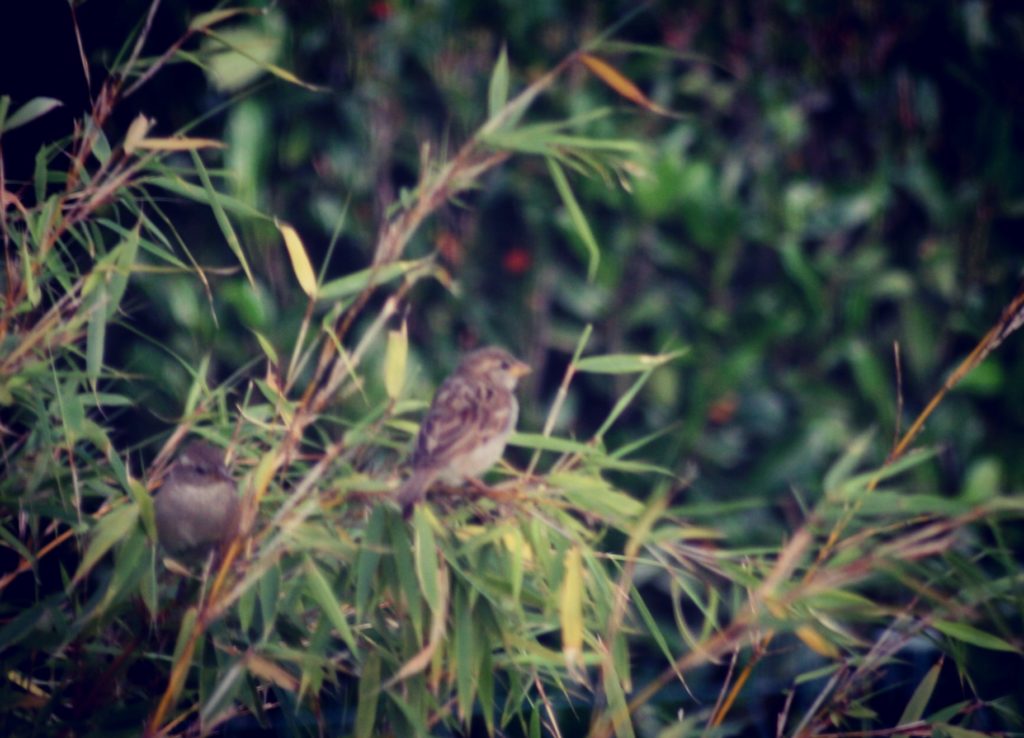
(396, 346), (531, 516)
(154, 441), (240, 558)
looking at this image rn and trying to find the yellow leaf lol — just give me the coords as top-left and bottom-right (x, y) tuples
(275, 219), (318, 297)
(245, 653), (299, 692)
(133, 137), (226, 151)
(502, 529), (534, 563)
(384, 321), (408, 400)
(795, 625), (841, 659)
(123, 114), (154, 154)
(560, 546), (584, 669)
(579, 53), (675, 117)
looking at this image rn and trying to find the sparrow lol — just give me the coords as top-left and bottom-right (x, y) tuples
(396, 346), (531, 517)
(154, 441), (240, 558)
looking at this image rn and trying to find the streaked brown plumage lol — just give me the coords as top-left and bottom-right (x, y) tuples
(396, 347), (530, 516)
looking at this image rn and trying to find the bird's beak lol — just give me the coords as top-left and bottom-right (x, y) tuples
(510, 360), (532, 378)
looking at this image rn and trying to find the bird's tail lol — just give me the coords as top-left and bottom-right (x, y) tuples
(396, 469), (436, 518)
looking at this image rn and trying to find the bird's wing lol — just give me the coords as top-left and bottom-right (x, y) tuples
(411, 376), (513, 468)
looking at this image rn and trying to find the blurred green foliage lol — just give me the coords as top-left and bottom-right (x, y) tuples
(77, 0), (1024, 498)
(2, 0), (1024, 736)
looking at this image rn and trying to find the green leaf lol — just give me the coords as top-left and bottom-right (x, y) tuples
(203, 27), (327, 92)
(553, 472), (644, 520)
(200, 659), (246, 726)
(0, 598), (57, 651)
(317, 258), (430, 302)
(478, 644), (495, 735)
(355, 506), (387, 618)
(190, 150), (256, 288)
(183, 355), (211, 417)
(823, 427), (875, 492)
(487, 44), (510, 121)
(252, 330), (279, 364)
(576, 350), (688, 374)
(593, 368), (655, 442)
(86, 293), (107, 384)
(127, 478), (156, 542)
(354, 651), (381, 738)
(303, 558), (358, 654)
(414, 507), (440, 614)
(259, 564), (282, 640)
(1, 96), (63, 133)
(105, 222), (141, 318)
(72, 504), (139, 586)
(454, 587), (476, 723)
(933, 620), (1019, 653)
(630, 587), (685, 687)
(600, 652), (636, 738)
(146, 174), (270, 220)
(833, 447), (940, 499)
(172, 606), (199, 669)
(386, 512), (423, 638)
(546, 155), (599, 281)
(898, 658), (941, 725)
(92, 528), (150, 618)
(19, 236), (40, 307)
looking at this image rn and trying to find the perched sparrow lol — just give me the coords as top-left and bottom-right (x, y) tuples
(154, 441), (240, 558)
(396, 346), (531, 516)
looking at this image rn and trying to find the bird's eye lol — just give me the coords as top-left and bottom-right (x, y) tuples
(500, 360), (511, 370)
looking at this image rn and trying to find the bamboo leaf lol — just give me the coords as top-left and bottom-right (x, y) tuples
(580, 53), (675, 117)
(318, 258), (430, 301)
(823, 427), (876, 492)
(487, 44), (510, 121)
(559, 546), (584, 670)
(546, 155), (599, 281)
(275, 219), (318, 297)
(898, 658), (942, 725)
(553, 472), (644, 519)
(72, 504), (139, 586)
(414, 506), (440, 614)
(354, 651), (381, 738)
(455, 588), (476, 723)
(86, 292), (107, 384)
(600, 649), (636, 738)
(386, 512), (423, 638)
(576, 349), (688, 374)
(106, 223), (141, 318)
(190, 149), (255, 288)
(133, 136), (226, 152)
(199, 659), (246, 726)
(203, 28), (327, 92)
(123, 113), (155, 154)
(147, 174), (270, 220)
(303, 558), (358, 654)
(246, 652), (299, 692)
(252, 330), (279, 364)
(384, 321), (408, 400)
(1, 96), (63, 133)
(355, 507), (387, 618)
(933, 620), (1019, 653)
